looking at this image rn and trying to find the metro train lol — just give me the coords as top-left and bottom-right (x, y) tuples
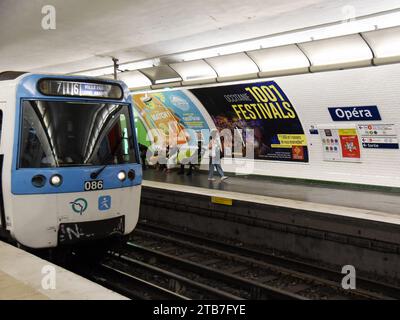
(0, 71), (142, 249)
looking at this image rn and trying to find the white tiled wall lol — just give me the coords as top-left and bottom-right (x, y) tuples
(221, 63), (400, 187)
(138, 63), (400, 187)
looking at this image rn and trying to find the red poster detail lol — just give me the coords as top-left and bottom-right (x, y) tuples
(292, 146), (304, 160)
(340, 135), (360, 158)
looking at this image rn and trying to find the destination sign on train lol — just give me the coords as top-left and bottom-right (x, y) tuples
(38, 79), (123, 99)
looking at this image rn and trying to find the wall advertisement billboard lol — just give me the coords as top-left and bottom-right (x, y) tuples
(132, 80), (309, 163)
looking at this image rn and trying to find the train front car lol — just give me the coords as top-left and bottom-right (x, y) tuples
(0, 73), (142, 249)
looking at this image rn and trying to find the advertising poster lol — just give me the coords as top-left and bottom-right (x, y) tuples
(133, 111), (151, 147)
(132, 91), (210, 146)
(357, 124), (399, 149)
(190, 81), (308, 162)
(339, 129), (361, 159)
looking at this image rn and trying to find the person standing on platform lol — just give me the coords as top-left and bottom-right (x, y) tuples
(208, 130), (228, 182)
(139, 143), (148, 171)
(178, 131), (194, 176)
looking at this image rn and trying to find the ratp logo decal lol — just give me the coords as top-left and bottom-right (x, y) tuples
(70, 198), (88, 215)
(98, 196), (111, 211)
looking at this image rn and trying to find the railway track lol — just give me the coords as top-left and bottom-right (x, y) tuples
(92, 262), (189, 300)
(136, 223), (400, 299)
(119, 221), (399, 300)
(108, 245), (303, 300)
(102, 251), (242, 300)
(66, 221), (400, 300)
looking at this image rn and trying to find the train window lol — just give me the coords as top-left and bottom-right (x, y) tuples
(18, 100), (137, 168)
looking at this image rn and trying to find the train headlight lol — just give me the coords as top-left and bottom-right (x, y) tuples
(117, 171), (126, 181)
(32, 175), (46, 188)
(50, 174), (63, 187)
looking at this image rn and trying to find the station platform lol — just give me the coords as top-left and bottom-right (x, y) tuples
(142, 168), (400, 225)
(0, 241), (127, 300)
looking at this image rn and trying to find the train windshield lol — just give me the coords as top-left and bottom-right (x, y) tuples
(19, 100), (137, 168)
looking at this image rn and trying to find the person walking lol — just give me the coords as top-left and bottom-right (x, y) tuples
(208, 130), (228, 182)
(139, 143), (148, 171)
(178, 131), (195, 176)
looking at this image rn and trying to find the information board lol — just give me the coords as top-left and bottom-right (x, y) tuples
(319, 127), (361, 162)
(357, 124), (399, 149)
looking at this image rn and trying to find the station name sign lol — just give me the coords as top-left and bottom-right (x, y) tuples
(38, 79), (123, 99)
(328, 106), (381, 121)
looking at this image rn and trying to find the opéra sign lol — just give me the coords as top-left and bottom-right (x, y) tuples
(328, 106), (381, 121)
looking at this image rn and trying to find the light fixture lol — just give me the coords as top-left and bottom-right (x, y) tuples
(365, 10), (400, 30)
(205, 53), (259, 81)
(154, 77), (182, 84)
(169, 60), (217, 84)
(247, 44), (310, 77)
(298, 34), (373, 72)
(362, 26), (400, 65)
(117, 171), (126, 181)
(118, 70), (152, 88)
(178, 48), (220, 62)
(139, 65), (182, 85)
(50, 174), (62, 187)
(75, 8), (400, 88)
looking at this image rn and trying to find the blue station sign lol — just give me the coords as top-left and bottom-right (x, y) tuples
(328, 106), (381, 121)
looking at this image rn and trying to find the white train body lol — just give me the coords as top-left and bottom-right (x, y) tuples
(0, 72), (142, 248)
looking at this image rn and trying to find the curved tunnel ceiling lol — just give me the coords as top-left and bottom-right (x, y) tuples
(1, 0), (400, 74)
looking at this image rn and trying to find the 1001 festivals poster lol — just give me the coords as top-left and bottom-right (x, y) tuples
(190, 81), (308, 162)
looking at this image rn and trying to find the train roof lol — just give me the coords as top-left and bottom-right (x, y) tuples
(0, 71), (28, 81)
(0, 71), (120, 84)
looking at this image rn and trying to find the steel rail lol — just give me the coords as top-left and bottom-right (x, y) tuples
(136, 222), (399, 299)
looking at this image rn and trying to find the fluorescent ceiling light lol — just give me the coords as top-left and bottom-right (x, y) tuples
(247, 45), (310, 76)
(306, 21), (375, 41)
(206, 53), (259, 79)
(172, 11), (400, 62)
(73, 10), (400, 79)
(154, 77), (182, 84)
(216, 41), (261, 56)
(118, 70), (152, 88)
(362, 26), (400, 65)
(254, 11), (400, 46)
(139, 65), (182, 84)
(170, 60), (217, 81)
(178, 48), (220, 62)
(298, 34), (373, 72)
(367, 11), (400, 29)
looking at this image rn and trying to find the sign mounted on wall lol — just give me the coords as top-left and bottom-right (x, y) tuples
(338, 129), (361, 159)
(319, 126), (361, 162)
(320, 128), (341, 161)
(328, 106), (381, 121)
(357, 124), (399, 149)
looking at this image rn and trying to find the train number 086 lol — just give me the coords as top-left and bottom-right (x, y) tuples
(84, 180), (103, 191)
